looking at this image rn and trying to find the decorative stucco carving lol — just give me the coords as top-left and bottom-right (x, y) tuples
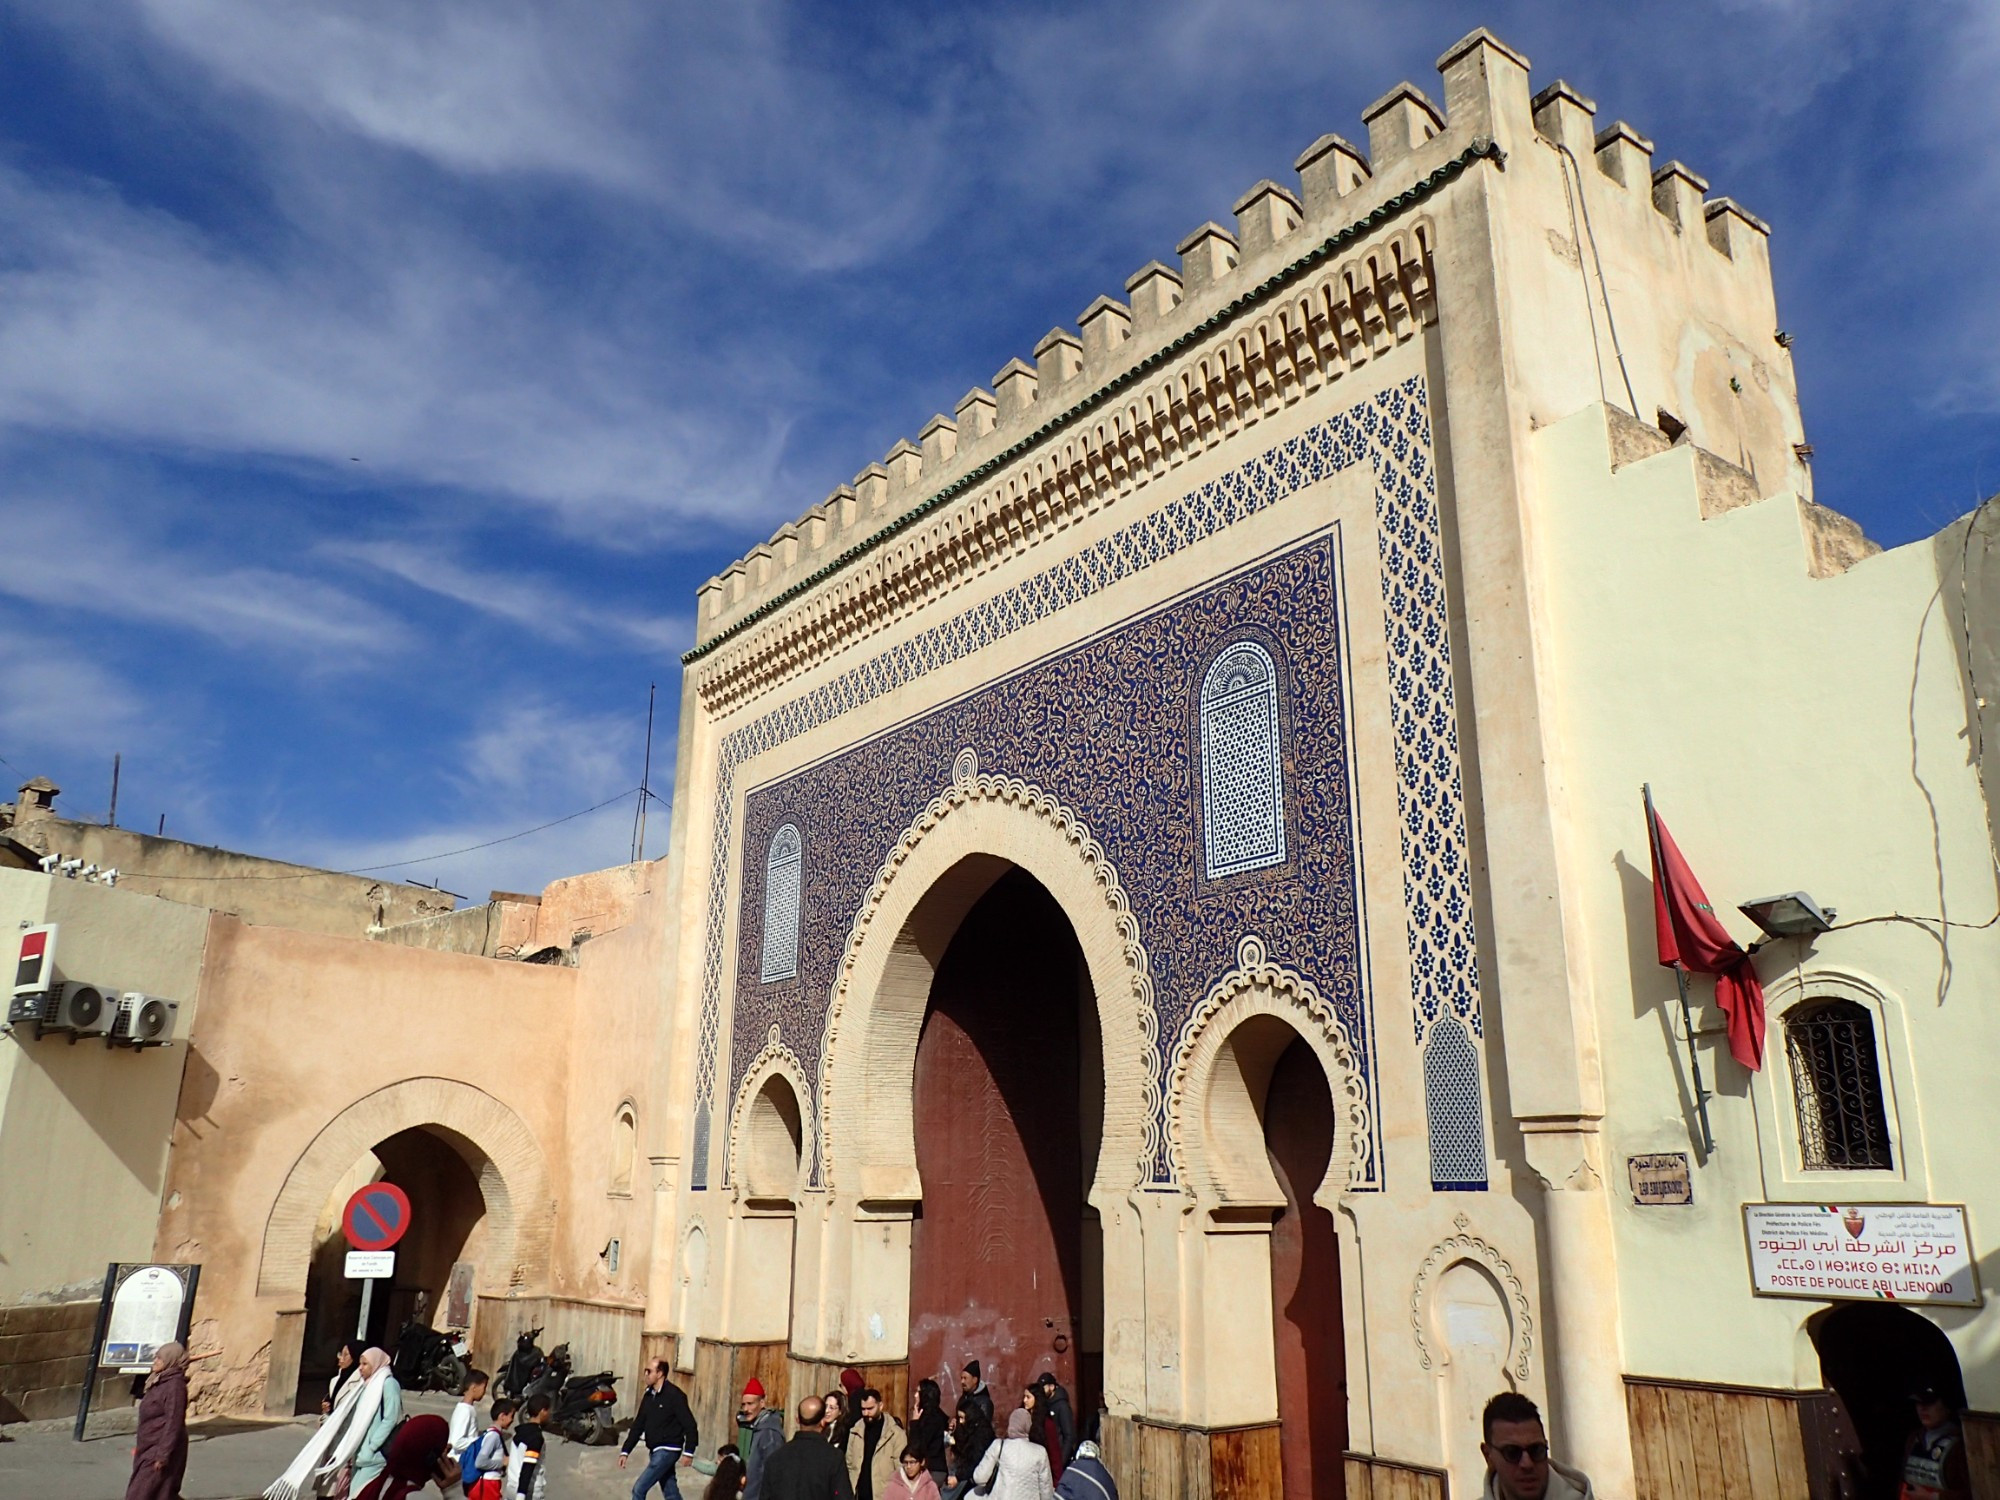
(1166, 933), (1373, 1194)
(725, 1024), (816, 1201)
(1409, 1213), (1535, 1385)
(815, 749), (1163, 1187)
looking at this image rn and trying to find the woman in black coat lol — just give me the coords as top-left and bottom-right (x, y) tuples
(125, 1342), (190, 1500)
(908, 1378), (948, 1483)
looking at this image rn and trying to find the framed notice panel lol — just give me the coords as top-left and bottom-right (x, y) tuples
(1744, 1203), (1977, 1306)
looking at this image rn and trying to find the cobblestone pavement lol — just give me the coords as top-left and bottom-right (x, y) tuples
(0, 1392), (651, 1500)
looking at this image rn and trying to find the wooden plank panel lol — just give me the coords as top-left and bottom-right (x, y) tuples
(1661, 1384), (1699, 1500)
(1963, 1412), (2000, 1500)
(1769, 1394), (1812, 1500)
(1687, 1388), (1726, 1500)
(1627, 1381), (1673, 1500)
(1734, 1392), (1784, 1500)
(1710, 1392), (1753, 1500)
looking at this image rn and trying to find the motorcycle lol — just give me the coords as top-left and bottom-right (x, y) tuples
(520, 1342), (572, 1409)
(500, 1326), (547, 1399)
(551, 1364), (620, 1445)
(392, 1318), (469, 1393)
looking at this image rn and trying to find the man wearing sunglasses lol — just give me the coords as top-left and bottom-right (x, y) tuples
(1479, 1392), (1596, 1500)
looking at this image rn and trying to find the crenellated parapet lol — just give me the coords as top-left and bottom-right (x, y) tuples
(689, 25), (1808, 714)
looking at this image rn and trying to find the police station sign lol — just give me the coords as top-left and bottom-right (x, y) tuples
(1744, 1203), (1978, 1306)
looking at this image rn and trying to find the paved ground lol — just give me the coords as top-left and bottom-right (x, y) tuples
(0, 1392), (659, 1500)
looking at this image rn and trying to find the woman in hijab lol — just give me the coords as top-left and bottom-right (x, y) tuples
(349, 1348), (404, 1495)
(324, 1341), (366, 1417)
(266, 1346), (394, 1500)
(125, 1342), (190, 1500)
(969, 1408), (1054, 1500)
(354, 1413), (458, 1500)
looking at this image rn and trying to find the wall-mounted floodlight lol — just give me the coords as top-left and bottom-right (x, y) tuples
(1739, 891), (1836, 939)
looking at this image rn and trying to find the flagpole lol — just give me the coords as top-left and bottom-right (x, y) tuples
(1645, 783), (1716, 1158)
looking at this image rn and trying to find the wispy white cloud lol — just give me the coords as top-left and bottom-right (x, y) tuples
(0, 629), (144, 763)
(326, 540), (690, 655)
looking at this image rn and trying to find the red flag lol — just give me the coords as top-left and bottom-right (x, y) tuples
(1645, 791), (1766, 1071)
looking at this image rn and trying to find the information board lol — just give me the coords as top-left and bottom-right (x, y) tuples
(102, 1265), (195, 1370)
(1744, 1202), (1977, 1306)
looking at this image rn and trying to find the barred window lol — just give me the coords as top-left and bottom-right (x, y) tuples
(1200, 640), (1286, 880)
(1785, 1000), (1892, 1171)
(760, 824), (802, 984)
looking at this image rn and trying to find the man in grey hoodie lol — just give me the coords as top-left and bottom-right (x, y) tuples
(1479, 1393), (1595, 1500)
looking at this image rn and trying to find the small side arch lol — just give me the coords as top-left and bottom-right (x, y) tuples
(1168, 934), (1372, 1206)
(727, 1031), (814, 1205)
(259, 1077), (554, 1301)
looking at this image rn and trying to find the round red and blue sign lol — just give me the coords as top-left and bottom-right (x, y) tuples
(342, 1182), (411, 1252)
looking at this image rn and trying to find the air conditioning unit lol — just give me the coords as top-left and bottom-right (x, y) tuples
(13, 924), (58, 999)
(113, 993), (179, 1049)
(50, 981), (118, 1037)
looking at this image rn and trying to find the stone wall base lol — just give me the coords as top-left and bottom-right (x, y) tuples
(0, 1300), (98, 1423)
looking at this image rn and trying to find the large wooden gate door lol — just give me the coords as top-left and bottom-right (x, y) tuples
(909, 870), (1088, 1417)
(1266, 1036), (1346, 1499)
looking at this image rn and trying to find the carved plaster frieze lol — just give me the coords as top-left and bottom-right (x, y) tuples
(1165, 933), (1374, 1195)
(1410, 1212), (1535, 1384)
(695, 224), (1438, 718)
(815, 748), (1164, 1189)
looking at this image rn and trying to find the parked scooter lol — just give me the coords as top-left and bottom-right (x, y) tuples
(520, 1342), (572, 1409)
(391, 1318), (469, 1393)
(551, 1364), (620, 1444)
(500, 1326), (547, 1398)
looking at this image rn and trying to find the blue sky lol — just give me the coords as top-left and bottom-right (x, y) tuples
(2, 1), (1995, 899)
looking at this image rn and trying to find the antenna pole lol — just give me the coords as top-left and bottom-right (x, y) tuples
(633, 684), (657, 864)
(107, 754), (120, 829)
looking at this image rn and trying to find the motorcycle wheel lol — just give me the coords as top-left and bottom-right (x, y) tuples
(434, 1354), (467, 1393)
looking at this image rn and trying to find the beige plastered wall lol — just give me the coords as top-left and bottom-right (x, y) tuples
(1532, 405), (2000, 1404)
(0, 870), (209, 1304)
(152, 915), (634, 1414)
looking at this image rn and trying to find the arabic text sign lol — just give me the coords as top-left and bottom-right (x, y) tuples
(102, 1266), (191, 1369)
(1745, 1203), (1977, 1306)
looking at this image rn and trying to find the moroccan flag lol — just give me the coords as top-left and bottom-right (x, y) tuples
(1644, 788), (1767, 1071)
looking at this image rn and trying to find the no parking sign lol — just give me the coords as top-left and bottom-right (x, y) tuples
(343, 1182), (411, 1252)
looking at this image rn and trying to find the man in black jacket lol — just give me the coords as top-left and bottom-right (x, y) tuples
(1036, 1372), (1075, 1461)
(619, 1359), (699, 1500)
(760, 1396), (854, 1500)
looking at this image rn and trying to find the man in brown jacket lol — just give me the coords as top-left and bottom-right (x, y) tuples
(846, 1388), (908, 1500)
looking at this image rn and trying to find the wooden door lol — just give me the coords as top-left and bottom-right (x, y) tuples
(1266, 1037), (1346, 1500)
(909, 871), (1088, 1419)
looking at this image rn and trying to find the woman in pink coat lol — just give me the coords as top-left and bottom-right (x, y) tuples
(125, 1343), (190, 1500)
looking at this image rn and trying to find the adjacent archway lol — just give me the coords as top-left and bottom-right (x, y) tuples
(909, 868), (1103, 1422)
(259, 1079), (554, 1414)
(1811, 1303), (1966, 1500)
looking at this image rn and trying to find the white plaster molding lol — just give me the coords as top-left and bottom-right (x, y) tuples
(816, 747), (1163, 1191)
(1166, 933), (1373, 1199)
(1409, 1212), (1535, 1384)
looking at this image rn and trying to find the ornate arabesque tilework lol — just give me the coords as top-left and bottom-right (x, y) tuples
(1200, 641), (1287, 880)
(689, 375), (1487, 1194)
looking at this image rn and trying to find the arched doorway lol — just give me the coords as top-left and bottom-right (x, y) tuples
(297, 1126), (491, 1410)
(1811, 1303), (1966, 1500)
(1263, 1035), (1345, 1499)
(909, 867), (1104, 1427)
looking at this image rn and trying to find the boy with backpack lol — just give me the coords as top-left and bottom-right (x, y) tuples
(462, 1396), (517, 1500)
(449, 1370), (491, 1465)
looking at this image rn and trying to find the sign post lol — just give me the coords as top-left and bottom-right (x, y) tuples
(342, 1183), (411, 1342)
(75, 1263), (199, 1442)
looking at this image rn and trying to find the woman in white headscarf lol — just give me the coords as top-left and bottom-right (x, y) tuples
(350, 1348), (404, 1494)
(266, 1347), (395, 1500)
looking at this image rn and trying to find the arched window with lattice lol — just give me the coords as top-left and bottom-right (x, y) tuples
(760, 823), (803, 983)
(1784, 999), (1892, 1170)
(1200, 640), (1287, 880)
